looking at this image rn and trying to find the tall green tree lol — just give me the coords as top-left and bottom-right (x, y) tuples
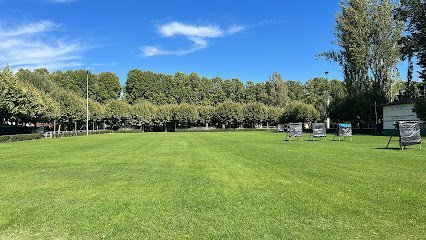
(0, 67), (14, 122)
(266, 106), (284, 126)
(286, 80), (305, 101)
(323, 0), (371, 96)
(174, 103), (198, 126)
(16, 68), (56, 94)
(125, 70), (157, 104)
(132, 101), (154, 130)
(244, 102), (267, 127)
(396, 0), (426, 82)
(370, 0), (404, 100)
(0, 67), (59, 125)
(211, 77), (227, 105)
(322, 0), (403, 122)
(305, 78), (331, 119)
(89, 100), (106, 129)
(153, 104), (174, 131)
(50, 89), (85, 131)
(198, 105), (215, 128)
(172, 72), (188, 104)
(105, 100), (131, 129)
(215, 101), (244, 128)
(283, 101), (320, 123)
(94, 72), (121, 103)
(266, 72), (289, 107)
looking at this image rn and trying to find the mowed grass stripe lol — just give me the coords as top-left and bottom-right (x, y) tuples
(0, 132), (424, 239)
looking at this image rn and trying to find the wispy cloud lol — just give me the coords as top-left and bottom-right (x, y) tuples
(0, 20), (59, 36)
(141, 21), (246, 57)
(0, 20), (86, 71)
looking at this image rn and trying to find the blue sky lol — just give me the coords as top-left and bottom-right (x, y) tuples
(0, 0), (413, 84)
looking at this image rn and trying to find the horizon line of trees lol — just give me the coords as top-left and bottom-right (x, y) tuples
(1, 62), (423, 133)
(1, 66), (345, 132)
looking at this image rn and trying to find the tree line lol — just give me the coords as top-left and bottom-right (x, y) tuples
(0, 66), (348, 131)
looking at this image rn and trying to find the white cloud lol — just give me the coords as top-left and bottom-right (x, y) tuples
(0, 20), (58, 37)
(158, 22), (223, 38)
(141, 21), (246, 57)
(227, 25), (246, 34)
(0, 20), (86, 71)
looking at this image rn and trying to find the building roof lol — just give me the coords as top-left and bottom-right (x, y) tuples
(379, 98), (418, 107)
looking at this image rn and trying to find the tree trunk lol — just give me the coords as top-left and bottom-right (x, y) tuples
(53, 120), (56, 133)
(164, 121), (167, 132)
(205, 123), (208, 129)
(74, 121), (77, 135)
(222, 123), (225, 129)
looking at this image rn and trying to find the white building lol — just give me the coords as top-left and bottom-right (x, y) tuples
(382, 98), (425, 135)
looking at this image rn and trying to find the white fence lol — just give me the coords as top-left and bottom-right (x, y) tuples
(44, 130), (102, 138)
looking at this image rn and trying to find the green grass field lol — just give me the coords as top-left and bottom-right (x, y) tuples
(0, 132), (424, 239)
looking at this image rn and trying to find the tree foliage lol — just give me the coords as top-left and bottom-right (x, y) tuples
(396, 0), (426, 82)
(51, 89), (85, 124)
(132, 101), (155, 128)
(283, 101), (320, 123)
(174, 103), (198, 125)
(414, 98), (426, 121)
(215, 101), (244, 128)
(1, 66), (350, 130)
(105, 100), (131, 129)
(198, 105), (215, 127)
(322, 0), (403, 122)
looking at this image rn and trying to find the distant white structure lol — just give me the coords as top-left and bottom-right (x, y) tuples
(382, 98), (424, 135)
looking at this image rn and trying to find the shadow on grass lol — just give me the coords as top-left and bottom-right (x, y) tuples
(375, 147), (422, 151)
(375, 147), (402, 151)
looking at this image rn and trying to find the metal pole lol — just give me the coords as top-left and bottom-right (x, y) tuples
(325, 71), (330, 129)
(374, 101), (378, 124)
(86, 71), (89, 136)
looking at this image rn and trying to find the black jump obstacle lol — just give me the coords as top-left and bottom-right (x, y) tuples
(286, 123), (303, 141)
(333, 123), (352, 141)
(310, 123), (327, 141)
(386, 121), (422, 150)
(276, 124), (285, 133)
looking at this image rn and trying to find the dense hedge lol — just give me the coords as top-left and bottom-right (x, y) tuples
(52, 130), (112, 138)
(176, 128), (276, 132)
(0, 133), (44, 143)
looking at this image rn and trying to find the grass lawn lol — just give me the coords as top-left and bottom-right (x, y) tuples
(0, 132), (425, 239)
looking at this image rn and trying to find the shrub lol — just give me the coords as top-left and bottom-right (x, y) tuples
(0, 133), (44, 143)
(53, 130), (112, 138)
(414, 99), (426, 121)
